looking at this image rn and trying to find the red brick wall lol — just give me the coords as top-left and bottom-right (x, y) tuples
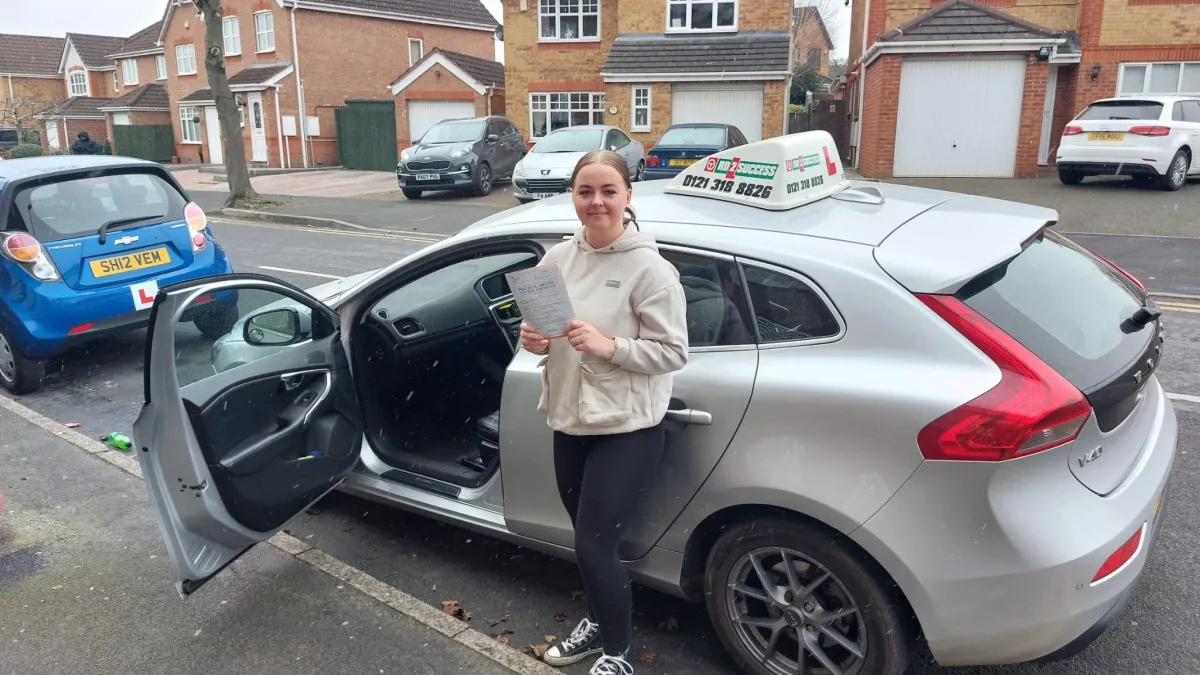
(40, 118), (109, 154)
(1014, 55), (1050, 177)
(1048, 64), (1078, 162)
(857, 55), (900, 178)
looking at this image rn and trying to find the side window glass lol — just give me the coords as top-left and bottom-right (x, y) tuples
(604, 129), (618, 150)
(1185, 101), (1200, 123)
(660, 249), (755, 347)
(615, 131), (631, 148)
(741, 263), (841, 343)
(1173, 102), (1185, 122)
(487, 120), (503, 138)
(174, 288), (317, 387)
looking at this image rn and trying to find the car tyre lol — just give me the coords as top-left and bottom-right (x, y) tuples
(1159, 150), (1189, 192)
(1058, 167), (1084, 185)
(193, 304), (239, 340)
(474, 163), (493, 197)
(634, 160), (645, 182)
(0, 325), (46, 395)
(704, 518), (914, 675)
(402, 188), (423, 200)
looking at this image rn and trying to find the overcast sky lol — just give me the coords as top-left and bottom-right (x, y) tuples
(4, 0), (847, 61)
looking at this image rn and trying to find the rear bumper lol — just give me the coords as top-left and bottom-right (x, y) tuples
(1057, 161), (1163, 177)
(1056, 144), (1174, 176)
(852, 380), (1178, 667)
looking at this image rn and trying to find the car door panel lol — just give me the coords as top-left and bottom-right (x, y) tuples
(135, 275), (361, 596)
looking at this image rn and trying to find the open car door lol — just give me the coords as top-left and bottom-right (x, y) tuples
(133, 275), (362, 597)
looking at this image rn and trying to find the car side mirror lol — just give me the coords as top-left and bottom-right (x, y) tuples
(244, 307), (302, 346)
(487, 134), (500, 143)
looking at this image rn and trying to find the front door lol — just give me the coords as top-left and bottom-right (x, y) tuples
(204, 106), (223, 165)
(499, 243), (759, 559)
(134, 275), (363, 596)
(247, 93), (268, 162)
(45, 120), (60, 149)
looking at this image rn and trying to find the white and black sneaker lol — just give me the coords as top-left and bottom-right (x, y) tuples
(588, 651), (634, 675)
(544, 617), (602, 666)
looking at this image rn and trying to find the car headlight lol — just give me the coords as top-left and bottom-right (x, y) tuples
(400, 149), (412, 162)
(514, 163), (526, 178)
(450, 148), (468, 159)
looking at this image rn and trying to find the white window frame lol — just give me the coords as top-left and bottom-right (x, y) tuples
(254, 11), (276, 53)
(223, 16), (242, 56)
(529, 92), (606, 139)
(176, 44), (197, 75)
(180, 105), (201, 144)
(408, 38), (424, 67)
(631, 86), (651, 131)
(68, 71), (89, 96)
(122, 59), (139, 87)
(666, 0), (738, 33)
(538, 0), (601, 42)
(155, 54), (167, 80)
(1117, 62), (1200, 97)
(113, 70), (120, 93)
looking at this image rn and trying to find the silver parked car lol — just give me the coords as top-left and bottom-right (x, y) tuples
(135, 132), (1176, 675)
(513, 125), (645, 203)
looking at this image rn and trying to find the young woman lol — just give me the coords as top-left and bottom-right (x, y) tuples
(519, 150), (689, 675)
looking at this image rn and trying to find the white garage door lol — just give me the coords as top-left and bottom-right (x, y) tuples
(671, 83), (764, 142)
(893, 57), (1026, 177)
(408, 100), (476, 143)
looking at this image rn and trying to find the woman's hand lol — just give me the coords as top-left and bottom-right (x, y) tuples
(519, 323), (550, 354)
(566, 320), (617, 361)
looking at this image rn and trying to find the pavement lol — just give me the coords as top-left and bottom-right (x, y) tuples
(0, 404), (528, 675)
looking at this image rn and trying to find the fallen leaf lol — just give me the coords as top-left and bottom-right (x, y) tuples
(659, 616), (680, 633)
(523, 644), (550, 660)
(554, 612), (570, 623)
(640, 652), (657, 665)
(441, 600), (472, 622)
(545, 635), (557, 643)
(489, 629), (514, 645)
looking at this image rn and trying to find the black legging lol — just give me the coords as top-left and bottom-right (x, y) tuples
(554, 422), (666, 656)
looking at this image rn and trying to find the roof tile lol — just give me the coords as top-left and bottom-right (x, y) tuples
(66, 33), (128, 69)
(99, 83), (170, 111)
(602, 31), (791, 76)
(0, 34), (66, 76)
(879, 0), (1058, 42)
(109, 21), (164, 58)
(439, 49), (504, 87)
(297, 0), (497, 28)
(35, 96), (114, 118)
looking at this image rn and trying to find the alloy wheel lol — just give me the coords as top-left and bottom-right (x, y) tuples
(0, 330), (16, 383)
(1171, 155), (1187, 188)
(726, 547), (867, 675)
(480, 165), (492, 193)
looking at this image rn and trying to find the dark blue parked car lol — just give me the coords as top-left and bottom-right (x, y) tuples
(643, 123), (749, 180)
(0, 156), (236, 394)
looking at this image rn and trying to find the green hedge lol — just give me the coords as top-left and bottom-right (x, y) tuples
(7, 144), (44, 159)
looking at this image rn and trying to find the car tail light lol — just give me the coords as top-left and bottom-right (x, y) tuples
(1091, 523), (1145, 584)
(1, 232), (61, 282)
(915, 294), (1091, 462)
(646, 155), (661, 167)
(1129, 126), (1170, 137)
(1063, 125), (1083, 136)
(185, 201), (208, 252)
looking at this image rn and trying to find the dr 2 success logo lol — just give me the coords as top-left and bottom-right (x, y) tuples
(703, 157), (779, 180)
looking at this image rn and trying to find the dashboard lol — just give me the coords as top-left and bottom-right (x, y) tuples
(366, 251), (539, 351)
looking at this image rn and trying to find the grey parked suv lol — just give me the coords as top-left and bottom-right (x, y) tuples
(396, 115), (526, 199)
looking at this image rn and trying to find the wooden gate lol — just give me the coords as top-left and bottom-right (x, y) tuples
(111, 124), (175, 162)
(788, 99), (851, 162)
(335, 100), (398, 171)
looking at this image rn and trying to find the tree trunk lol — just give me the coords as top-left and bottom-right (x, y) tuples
(195, 0), (259, 207)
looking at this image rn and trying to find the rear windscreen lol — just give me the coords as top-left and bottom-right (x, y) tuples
(958, 230), (1152, 393)
(658, 127), (727, 146)
(1076, 100), (1164, 121)
(10, 171), (188, 243)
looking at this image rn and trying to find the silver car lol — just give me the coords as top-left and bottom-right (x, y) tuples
(513, 125), (646, 203)
(135, 131), (1176, 675)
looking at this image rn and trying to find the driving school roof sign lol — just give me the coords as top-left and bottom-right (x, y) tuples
(662, 130), (849, 211)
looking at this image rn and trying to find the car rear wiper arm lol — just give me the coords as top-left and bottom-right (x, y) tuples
(1122, 305), (1162, 333)
(98, 214), (163, 244)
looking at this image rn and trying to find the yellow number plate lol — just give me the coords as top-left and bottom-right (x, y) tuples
(89, 247), (171, 278)
(1087, 132), (1124, 142)
(669, 158), (698, 167)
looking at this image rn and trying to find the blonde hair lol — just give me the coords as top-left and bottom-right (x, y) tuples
(570, 149), (639, 228)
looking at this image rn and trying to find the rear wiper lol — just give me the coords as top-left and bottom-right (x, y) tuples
(1122, 305), (1162, 333)
(98, 214), (163, 244)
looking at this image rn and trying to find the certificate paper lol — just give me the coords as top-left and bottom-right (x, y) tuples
(505, 264), (574, 338)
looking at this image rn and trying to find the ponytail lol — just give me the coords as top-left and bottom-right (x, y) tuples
(623, 205), (640, 230)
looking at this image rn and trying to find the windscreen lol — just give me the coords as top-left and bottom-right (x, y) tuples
(1076, 100), (1164, 121)
(11, 171), (188, 243)
(658, 127), (727, 146)
(421, 120), (485, 144)
(533, 128), (603, 153)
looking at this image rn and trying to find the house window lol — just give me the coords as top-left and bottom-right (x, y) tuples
(807, 48), (821, 71)
(113, 71), (120, 93)
(1119, 62), (1200, 96)
(667, 0), (737, 32)
(68, 71), (88, 96)
(122, 59), (139, 86)
(255, 11), (276, 52)
(176, 44), (197, 75)
(529, 92), (605, 138)
(631, 86), (651, 131)
(155, 55), (167, 80)
(408, 38), (423, 67)
(223, 16), (241, 56)
(539, 0), (600, 41)
(180, 105), (201, 143)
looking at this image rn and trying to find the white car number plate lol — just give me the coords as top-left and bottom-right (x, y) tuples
(532, 193), (555, 199)
(415, 173), (439, 181)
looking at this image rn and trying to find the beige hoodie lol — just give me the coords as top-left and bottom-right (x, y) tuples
(534, 224), (689, 436)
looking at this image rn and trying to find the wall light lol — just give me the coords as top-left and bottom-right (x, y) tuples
(1091, 64), (1101, 81)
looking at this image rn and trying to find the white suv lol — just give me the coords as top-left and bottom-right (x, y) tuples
(1056, 95), (1200, 191)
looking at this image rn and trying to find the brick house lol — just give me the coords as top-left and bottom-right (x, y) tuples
(101, 21), (172, 150)
(0, 34), (68, 143)
(33, 33), (127, 151)
(33, 96), (113, 152)
(388, 48), (506, 146)
(503, 0), (792, 147)
(158, 0), (498, 168)
(846, 0), (1200, 179)
(793, 6), (834, 78)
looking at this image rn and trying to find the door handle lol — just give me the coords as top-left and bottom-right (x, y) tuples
(281, 374), (305, 391)
(664, 408), (713, 426)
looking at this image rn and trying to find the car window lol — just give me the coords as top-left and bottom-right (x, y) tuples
(1184, 101), (1200, 123)
(1173, 102), (1186, 122)
(660, 249), (754, 347)
(174, 288), (317, 388)
(487, 120), (507, 137)
(422, 120), (485, 144)
(659, 126), (728, 146)
(505, 122), (519, 136)
(10, 171), (186, 243)
(612, 130), (631, 149)
(1076, 100), (1164, 121)
(741, 263), (841, 343)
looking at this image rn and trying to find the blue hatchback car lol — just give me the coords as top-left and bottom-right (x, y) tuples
(0, 156), (236, 394)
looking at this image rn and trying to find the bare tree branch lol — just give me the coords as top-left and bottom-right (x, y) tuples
(195, 0), (259, 207)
